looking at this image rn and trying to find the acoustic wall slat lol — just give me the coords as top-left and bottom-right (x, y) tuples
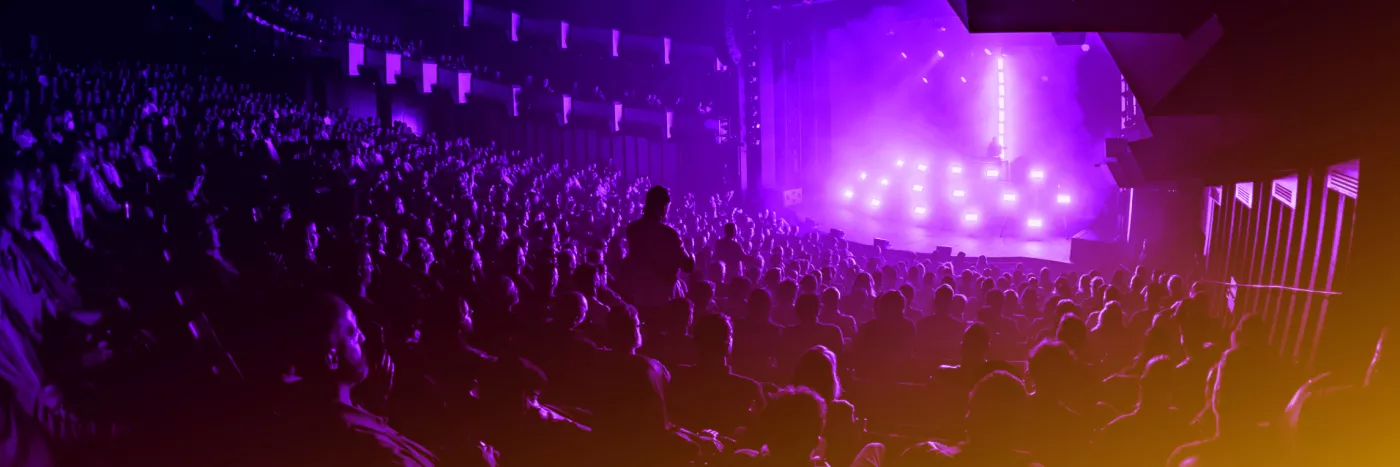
(1281, 173), (1318, 360)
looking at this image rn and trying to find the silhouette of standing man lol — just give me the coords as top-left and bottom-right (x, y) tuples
(624, 186), (695, 313)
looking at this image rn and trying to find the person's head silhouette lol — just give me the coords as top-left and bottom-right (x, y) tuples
(643, 185), (670, 220)
(758, 387), (827, 463)
(793, 345), (841, 402)
(606, 306), (643, 354)
(275, 293), (369, 393)
(694, 314), (734, 364)
(1028, 339), (1077, 398)
(966, 371), (1029, 449)
(747, 288), (773, 322)
(961, 323), (991, 365)
(876, 291), (906, 320)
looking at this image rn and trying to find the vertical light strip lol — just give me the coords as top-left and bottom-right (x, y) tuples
(996, 54), (1006, 159)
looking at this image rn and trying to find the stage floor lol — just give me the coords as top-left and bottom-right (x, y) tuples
(792, 204), (1072, 263)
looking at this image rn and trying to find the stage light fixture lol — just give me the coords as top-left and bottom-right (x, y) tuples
(914, 207), (927, 214)
(921, 77), (928, 84)
(1030, 169), (1046, 181)
(843, 189), (854, 199)
(985, 168), (1000, 178)
(936, 50), (944, 58)
(917, 164), (928, 171)
(870, 199), (881, 207)
(895, 160), (904, 167)
(880, 178), (890, 186)
(912, 185), (924, 192)
(859, 172), (868, 180)
(1057, 194), (1072, 204)
(950, 165), (963, 174)
(984, 49), (992, 55)
(952, 189), (966, 198)
(1002, 193), (1017, 202)
(1027, 218), (1043, 228)
(964, 213), (979, 222)
(900, 52), (908, 59)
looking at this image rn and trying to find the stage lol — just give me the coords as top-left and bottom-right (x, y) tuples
(792, 203), (1073, 263)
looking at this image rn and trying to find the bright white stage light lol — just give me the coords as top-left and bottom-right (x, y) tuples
(1002, 193), (1017, 202)
(900, 52), (908, 59)
(936, 50), (944, 58)
(1030, 169), (1046, 180)
(895, 160), (904, 167)
(1027, 218), (1044, 228)
(914, 207), (927, 215)
(964, 213), (979, 222)
(921, 77), (928, 84)
(985, 168), (1000, 178)
(870, 198), (881, 207)
(916, 164), (928, 171)
(912, 185), (924, 192)
(950, 165), (963, 174)
(984, 49), (992, 55)
(843, 189), (854, 199)
(880, 178), (890, 186)
(859, 172), (868, 180)
(952, 189), (966, 198)
(1057, 194), (1072, 204)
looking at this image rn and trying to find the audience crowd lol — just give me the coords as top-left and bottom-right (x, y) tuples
(0, 8), (1395, 467)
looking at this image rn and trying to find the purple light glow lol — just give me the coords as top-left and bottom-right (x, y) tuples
(917, 164), (928, 171)
(914, 207), (928, 214)
(870, 199), (882, 207)
(912, 185), (924, 192)
(860, 172), (868, 180)
(895, 160), (904, 167)
(843, 189), (855, 199)
(880, 178), (890, 186)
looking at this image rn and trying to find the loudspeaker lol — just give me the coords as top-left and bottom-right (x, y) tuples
(1052, 32), (1087, 46)
(1104, 138), (1145, 188)
(934, 246), (952, 261)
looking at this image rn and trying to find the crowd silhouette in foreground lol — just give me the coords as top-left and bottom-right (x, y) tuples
(1, 40), (1396, 467)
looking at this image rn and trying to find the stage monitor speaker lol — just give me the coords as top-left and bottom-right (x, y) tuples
(934, 246), (952, 261)
(1104, 138), (1145, 188)
(1053, 32), (1087, 46)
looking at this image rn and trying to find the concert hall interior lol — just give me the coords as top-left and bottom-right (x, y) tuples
(0, 0), (1394, 466)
